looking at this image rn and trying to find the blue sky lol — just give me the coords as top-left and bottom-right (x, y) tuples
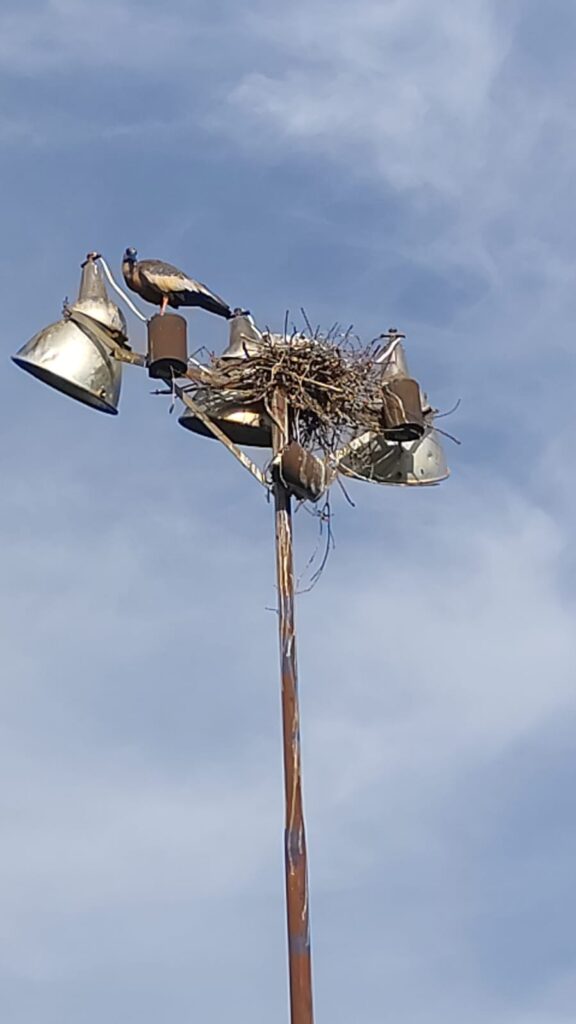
(1, 1), (576, 1021)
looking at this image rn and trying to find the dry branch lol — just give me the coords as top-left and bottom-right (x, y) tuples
(190, 332), (405, 457)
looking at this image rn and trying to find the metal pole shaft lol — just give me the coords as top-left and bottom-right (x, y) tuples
(271, 390), (314, 1024)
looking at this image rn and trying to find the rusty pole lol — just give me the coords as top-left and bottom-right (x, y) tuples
(270, 389), (315, 1024)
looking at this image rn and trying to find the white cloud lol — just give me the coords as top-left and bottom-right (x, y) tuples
(1, 426), (574, 1019)
(301, 476), (575, 849)
(229, 0), (509, 194)
(219, 0), (576, 301)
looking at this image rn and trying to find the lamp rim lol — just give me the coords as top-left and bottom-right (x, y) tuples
(11, 356), (119, 415)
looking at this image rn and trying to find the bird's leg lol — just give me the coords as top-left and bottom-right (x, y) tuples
(159, 295), (169, 316)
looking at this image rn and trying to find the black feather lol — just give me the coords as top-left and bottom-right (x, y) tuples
(170, 290), (232, 318)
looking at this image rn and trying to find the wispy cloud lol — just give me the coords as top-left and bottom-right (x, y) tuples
(220, 0), (576, 307)
(230, 1), (508, 192)
(1, 428), (574, 1019)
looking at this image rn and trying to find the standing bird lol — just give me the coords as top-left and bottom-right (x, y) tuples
(122, 248), (232, 318)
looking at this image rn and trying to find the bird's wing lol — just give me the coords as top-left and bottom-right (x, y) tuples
(138, 260), (225, 301)
(137, 260), (190, 293)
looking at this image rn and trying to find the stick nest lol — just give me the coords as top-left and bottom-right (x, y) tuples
(204, 332), (393, 456)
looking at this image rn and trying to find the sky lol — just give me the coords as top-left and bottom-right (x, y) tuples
(1, 1), (576, 1021)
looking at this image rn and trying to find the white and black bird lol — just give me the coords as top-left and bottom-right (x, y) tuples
(122, 248), (232, 318)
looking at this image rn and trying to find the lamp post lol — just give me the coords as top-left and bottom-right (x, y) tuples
(11, 254), (449, 1024)
(271, 388), (314, 1024)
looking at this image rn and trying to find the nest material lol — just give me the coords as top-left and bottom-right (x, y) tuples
(205, 332), (396, 455)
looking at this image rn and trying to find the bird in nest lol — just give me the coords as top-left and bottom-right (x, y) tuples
(122, 248), (233, 319)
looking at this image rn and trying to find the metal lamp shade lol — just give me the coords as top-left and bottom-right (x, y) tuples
(379, 342), (410, 381)
(69, 259), (128, 341)
(179, 388), (272, 447)
(12, 317), (122, 414)
(220, 312), (263, 359)
(336, 334), (449, 484)
(12, 257), (124, 414)
(339, 427), (449, 486)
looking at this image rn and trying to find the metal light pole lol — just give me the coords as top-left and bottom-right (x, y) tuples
(271, 389), (314, 1024)
(11, 253), (450, 1024)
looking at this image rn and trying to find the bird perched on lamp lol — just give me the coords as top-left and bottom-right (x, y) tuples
(122, 248), (233, 318)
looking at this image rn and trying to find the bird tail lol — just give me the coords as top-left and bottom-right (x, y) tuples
(175, 291), (232, 318)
